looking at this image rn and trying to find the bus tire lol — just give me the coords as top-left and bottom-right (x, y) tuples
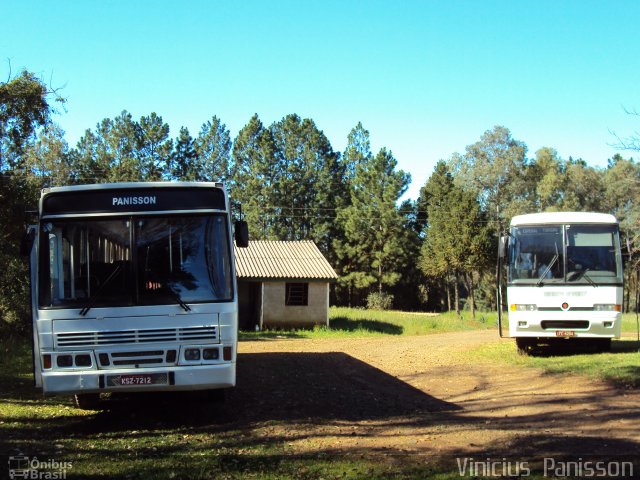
(202, 388), (227, 402)
(74, 393), (101, 410)
(594, 338), (611, 353)
(516, 338), (533, 355)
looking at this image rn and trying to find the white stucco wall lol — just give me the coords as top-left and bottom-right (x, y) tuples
(261, 281), (329, 327)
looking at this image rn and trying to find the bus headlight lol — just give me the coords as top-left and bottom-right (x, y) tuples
(74, 354), (92, 367)
(593, 304), (621, 312)
(184, 348), (201, 361)
(202, 348), (219, 360)
(510, 304), (537, 311)
(52, 352), (95, 369)
(56, 355), (73, 368)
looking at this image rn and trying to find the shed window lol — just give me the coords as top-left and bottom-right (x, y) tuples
(286, 283), (308, 306)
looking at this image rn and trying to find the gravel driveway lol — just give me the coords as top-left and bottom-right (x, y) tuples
(231, 330), (640, 461)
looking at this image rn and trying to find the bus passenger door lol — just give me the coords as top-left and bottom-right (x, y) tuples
(22, 226), (42, 388)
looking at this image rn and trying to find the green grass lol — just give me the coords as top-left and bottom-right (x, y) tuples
(471, 312), (640, 389)
(239, 306), (495, 340)
(467, 338), (640, 389)
(622, 313), (640, 335)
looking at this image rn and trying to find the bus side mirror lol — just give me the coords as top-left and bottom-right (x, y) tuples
(498, 235), (509, 259)
(20, 227), (36, 257)
(234, 221), (249, 248)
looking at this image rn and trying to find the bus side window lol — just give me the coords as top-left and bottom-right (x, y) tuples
(49, 233), (60, 302)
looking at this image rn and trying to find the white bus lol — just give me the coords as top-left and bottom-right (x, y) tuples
(22, 182), (248, 408)
(498, 212), (623, 354)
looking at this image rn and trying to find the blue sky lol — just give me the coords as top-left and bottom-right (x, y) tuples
(3, 0), (639, 199)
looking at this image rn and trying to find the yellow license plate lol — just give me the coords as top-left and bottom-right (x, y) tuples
(556, 330), (576, 337)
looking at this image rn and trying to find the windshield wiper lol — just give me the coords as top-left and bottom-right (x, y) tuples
(79, 263), (123, 316)
(536, 254), (558, 286)
(567, 268), (598, 288)
(166, 285), (191, 312)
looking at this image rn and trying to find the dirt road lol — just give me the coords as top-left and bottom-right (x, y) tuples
(230, 330), (640, 460)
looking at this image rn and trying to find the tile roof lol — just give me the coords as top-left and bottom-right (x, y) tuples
(234, 240), (338, 281)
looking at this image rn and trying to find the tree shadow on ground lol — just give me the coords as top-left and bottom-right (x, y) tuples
(1, 351), (459, 437)
(115, 352), (456, 425)
(329, 316), (403, 335)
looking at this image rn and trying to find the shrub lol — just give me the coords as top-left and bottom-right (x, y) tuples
(366, 292), (394, 310)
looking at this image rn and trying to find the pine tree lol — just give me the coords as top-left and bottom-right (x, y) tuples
(170, 127), (198, 180)
(419, 161), (492, 319)
(231, 114), (278, 238)
(269, 114), (344, 255)
(336, 147), (410, 305)
(195, 116), (232, 184)
(138, 112), (172, 180)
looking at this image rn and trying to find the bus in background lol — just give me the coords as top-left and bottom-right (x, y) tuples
(22, 182), (249, 409)
(498, 212), (623, 354)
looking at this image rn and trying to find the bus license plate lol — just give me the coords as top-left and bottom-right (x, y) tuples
(556, 330), (576, 338)
(107, 373), (168, 387)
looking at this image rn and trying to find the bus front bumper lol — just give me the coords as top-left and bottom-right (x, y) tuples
(509, 312), (622, 339)
(41, 363), (235, 395)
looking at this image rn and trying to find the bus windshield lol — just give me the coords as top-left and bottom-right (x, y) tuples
(38, 214), (232, 309)
(508, 224), (622, 285)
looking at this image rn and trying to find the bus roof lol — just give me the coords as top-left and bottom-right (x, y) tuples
(42, 181), (225, 195)
(39, 182), (228, 218)
(510, 212), (618, 226)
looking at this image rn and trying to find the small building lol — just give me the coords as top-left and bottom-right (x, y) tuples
(234, 240), (338, 329)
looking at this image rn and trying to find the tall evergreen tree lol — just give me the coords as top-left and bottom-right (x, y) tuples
(170, 127), (199, 180)
(419, 161), (493, 318)
(418, 161), (458, 311)
(23, 123), (72, 187)
(137, 112), (172, 180)
(336, 147), (410, 305)
(269, 114), (343, 255)
(195, 116), (232, 184)
(231, 114), (278, 238)
(94, 112), (140, 181)
(70, 111), (173, 183)
(343, 122), (371, 184)
(390, 198), (426, 310)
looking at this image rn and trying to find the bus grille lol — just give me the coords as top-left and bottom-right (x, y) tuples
(109, 350), (166, 367)
(56, 326), (217, 347)
(541, 321), (589, 330)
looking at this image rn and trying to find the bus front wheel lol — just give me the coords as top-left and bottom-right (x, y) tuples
(74, 393), (101, 410)
(591, 338), (611, 353)
(515, 338), (534, 355)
